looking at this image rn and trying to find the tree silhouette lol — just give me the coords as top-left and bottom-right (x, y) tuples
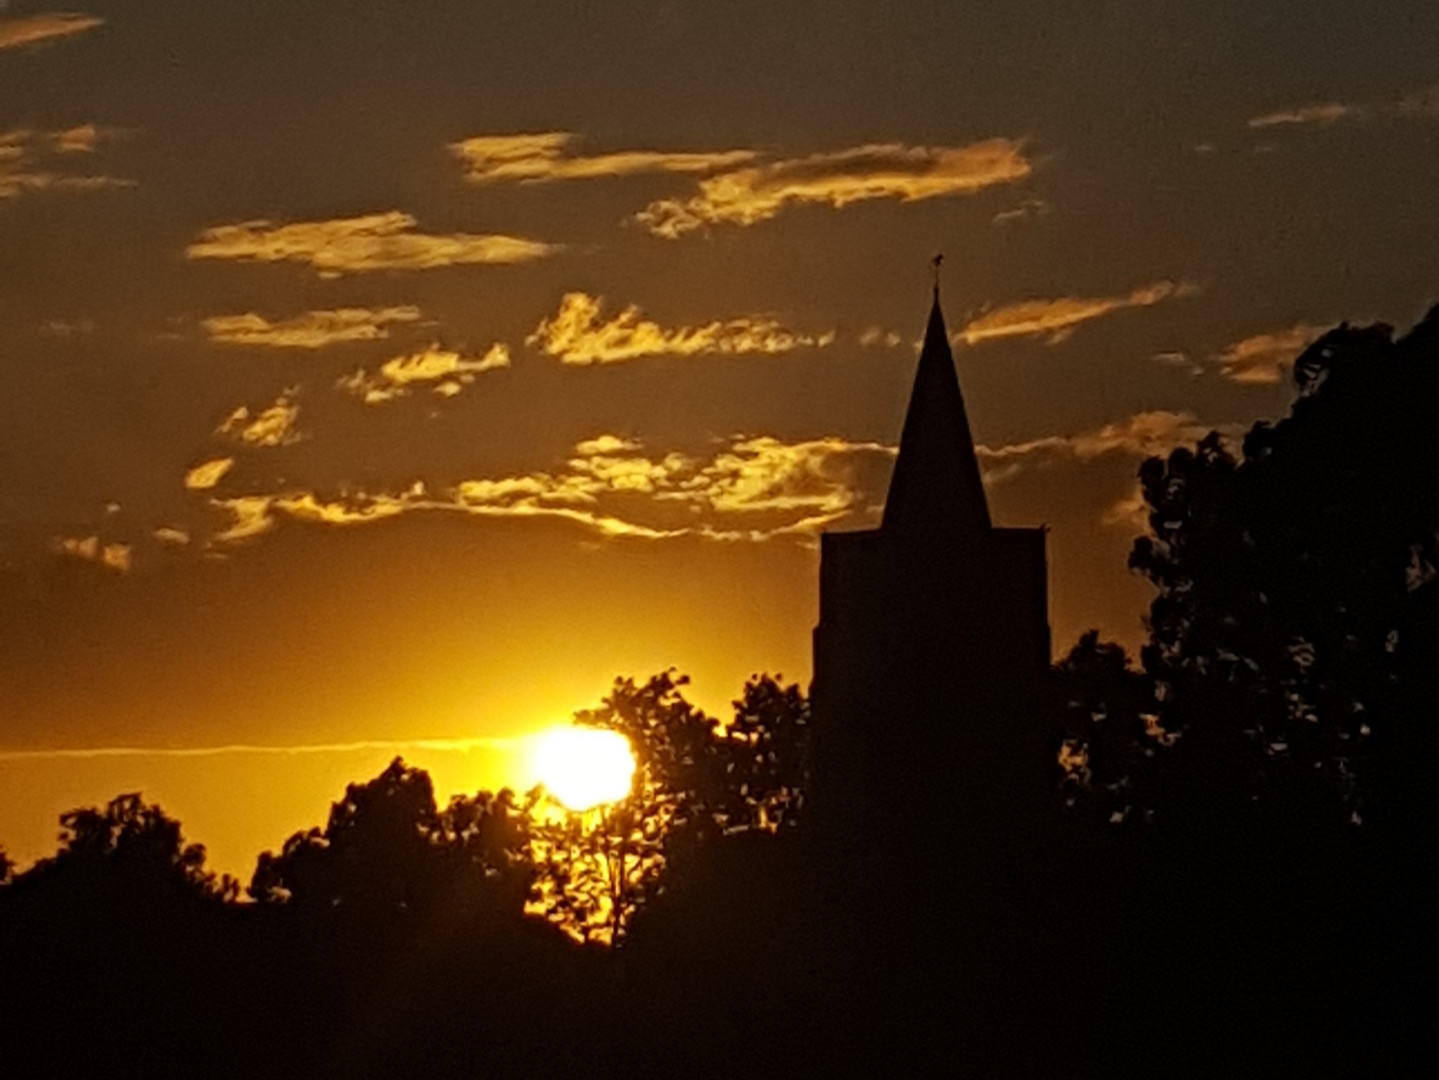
(1129, 308), (1439, 828)
(250, 757), (534, 925)
(12, 792), (238, 903)
(531, 671), (810, 943)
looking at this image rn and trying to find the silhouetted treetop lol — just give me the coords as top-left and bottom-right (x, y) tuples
(1128, 307), (1439, 826)
(250, 757), (534, 922)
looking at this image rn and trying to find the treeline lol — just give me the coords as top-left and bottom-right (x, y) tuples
(2, 308), (1438, 1076)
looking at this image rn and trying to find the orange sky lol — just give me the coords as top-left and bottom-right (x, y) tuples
(3, 0), (1438, 877)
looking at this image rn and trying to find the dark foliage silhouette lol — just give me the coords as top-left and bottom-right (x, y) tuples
(250, 757), (534, 923)
(531, 671), (809, 943)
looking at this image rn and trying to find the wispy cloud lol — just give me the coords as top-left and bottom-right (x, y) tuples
(0, 736), (522, 763)
(203, 433), (895, 549)
(0, 126), (131, 199)
(529, 292), (834, 365)
(0, 12), (103, 52)
(450, 131), (757, 184)
(959, 280), (1196, 346)
(1213, 324), (1324, 385)
(53, 535), (131, 572)
(338, 343), (510, 403)
(978, 411), (1219, 466)
(186, 212), (560, 277)
(991, 197), (1051, 226)
(635, 138), (1030, 238)
(203, 306), (422, 348)
(1398, 85), (1439, 117)
(1247, 87), (1439, 130)
(1248, 102), (1358, 129)
(665, 436), (894, 516)
(184, 457), (235, 492)
(216, 393), (302, 447)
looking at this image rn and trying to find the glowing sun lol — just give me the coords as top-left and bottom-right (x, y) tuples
(532, 726), (636, 811)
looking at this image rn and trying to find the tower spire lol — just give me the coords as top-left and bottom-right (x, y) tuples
(880, 281), (992, 538)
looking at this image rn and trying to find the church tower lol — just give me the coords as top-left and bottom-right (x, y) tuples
(810, 291), (1050, 877)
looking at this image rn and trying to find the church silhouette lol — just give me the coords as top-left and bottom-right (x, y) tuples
(806, 289), (1054, 1064)
(812, 290), (1050, 854)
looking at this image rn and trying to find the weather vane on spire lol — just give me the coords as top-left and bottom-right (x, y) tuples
(931, 253), (944, 300)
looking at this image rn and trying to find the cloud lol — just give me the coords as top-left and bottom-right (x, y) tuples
(574, 434), (641, 456)
(153, 526), (191, 546)
(859, 326), (904, 349)
(39, 317), (96, 338)
(184, 457), (235, 491)
(0, 12), (103, 51)
(0, 126), (132, 199)
(959, 280), (1196, 346)
(529, 292), (834, 365)
(209, 494), (274, 543)
(1102, 488), (1151, 530)
(635, 138), (1030, 238)
(186, 212), (560, 277)
(53, 535), (131, 572)
(1398, 85), (1439, 117)
(203, 306), (422, 348)
(338, 343), (510, 403)
(201, 432), (899, 551)
(1152, 350), (1205, 377)
(975, 411), (1233, 487)
(1213, 324), (1324, 385)
(1247, 103), (1359, 129)
(450, 131), (757, 184)
(670, 436), (895, 516)
(0, 735), (522, 763)
(216, 393), (302, 447)
(991, 197), (1051, 226)
(49, 123), (103, 153)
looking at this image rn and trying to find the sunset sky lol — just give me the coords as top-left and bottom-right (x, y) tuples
(3, 0), (1437, 876)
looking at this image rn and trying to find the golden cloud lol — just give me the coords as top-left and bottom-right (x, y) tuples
(153, 526), (191, 546)
(209, 495), (275, 544)
(0, 126), (132, 199)
(186, 211), (560, 277)
(450, 132), (757, 184)
(0, 12), (103, 51)
(1247, 103), (1358, 129)
(53, 535), (131, 572)
(574, 434), (641, 456)
(203, 306), (422, 348)
(1102, 487), (1151, 530)
(975, 411), (1238, 489)
(959, 280), (1196, 346)
(338, 343), (510, 403)
(1214, 324), (1324, 385)
(673, 437), (894, 516)
(50, 123), (102, 153)
(184, 457), (235, 492)
(200, 432), (900, 549)
(529, 292), (834, 365)
(635, 138), (1030, 238)
(216, 393), (302, 447)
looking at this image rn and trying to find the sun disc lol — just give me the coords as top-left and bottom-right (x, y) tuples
(532, 726), (636, 811)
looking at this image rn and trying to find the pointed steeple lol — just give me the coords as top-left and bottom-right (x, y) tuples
(881, 292), (992, 537)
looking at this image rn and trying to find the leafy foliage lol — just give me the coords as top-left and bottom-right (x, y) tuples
(250, 757), (534, 923)
(530, 671), (809, 943)
(1062, 307), (1439, 828)
(14, 792), (238, 903)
